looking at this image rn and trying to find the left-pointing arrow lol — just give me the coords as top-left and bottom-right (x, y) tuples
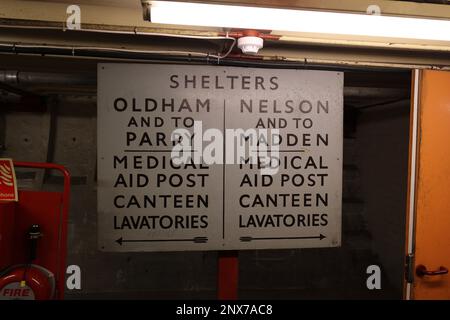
(116, 236), (208, 245)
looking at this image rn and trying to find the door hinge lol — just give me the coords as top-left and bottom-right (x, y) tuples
(405, 253), (415, 283)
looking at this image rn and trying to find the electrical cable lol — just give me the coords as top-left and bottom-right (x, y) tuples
(0, 23), (236, 59)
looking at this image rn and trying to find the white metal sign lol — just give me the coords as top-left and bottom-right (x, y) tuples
(98, 64), (343, 251)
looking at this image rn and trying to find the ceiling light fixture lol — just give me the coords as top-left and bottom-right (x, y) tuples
(143, 1), (450, 43)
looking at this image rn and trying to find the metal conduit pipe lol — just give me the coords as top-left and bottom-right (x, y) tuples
(344, 87), (409, 99)
(0, 70), (95, 86)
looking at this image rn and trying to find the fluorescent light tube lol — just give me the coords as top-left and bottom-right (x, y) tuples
(148, 1), (450, 42)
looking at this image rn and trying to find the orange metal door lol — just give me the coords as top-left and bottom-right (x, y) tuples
(411, 70), (450, 299)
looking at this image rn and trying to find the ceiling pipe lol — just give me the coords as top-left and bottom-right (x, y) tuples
(0, 71), (95, 86)
(344, 87), (409, 99)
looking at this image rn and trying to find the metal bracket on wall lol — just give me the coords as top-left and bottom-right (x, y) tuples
(405, 253), (415, 284)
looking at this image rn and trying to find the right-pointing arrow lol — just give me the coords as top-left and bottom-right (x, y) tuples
(240, 234), (326, 242)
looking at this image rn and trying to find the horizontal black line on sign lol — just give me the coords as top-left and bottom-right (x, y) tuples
(123, 149), (303, 153)
(123, 150), (199, 153)
(250, 150), (306, 153)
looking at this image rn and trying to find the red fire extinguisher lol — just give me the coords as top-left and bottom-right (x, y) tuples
(0, 225), (55, 300)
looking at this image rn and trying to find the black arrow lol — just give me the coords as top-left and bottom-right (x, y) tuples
(240, 234), (326, 242)
(116, 236), (208, 246)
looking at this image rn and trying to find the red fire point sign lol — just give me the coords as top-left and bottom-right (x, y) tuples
(0, 159), (18, 202)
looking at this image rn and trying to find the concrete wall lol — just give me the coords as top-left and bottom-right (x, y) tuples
(356, 102), (410, 293)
